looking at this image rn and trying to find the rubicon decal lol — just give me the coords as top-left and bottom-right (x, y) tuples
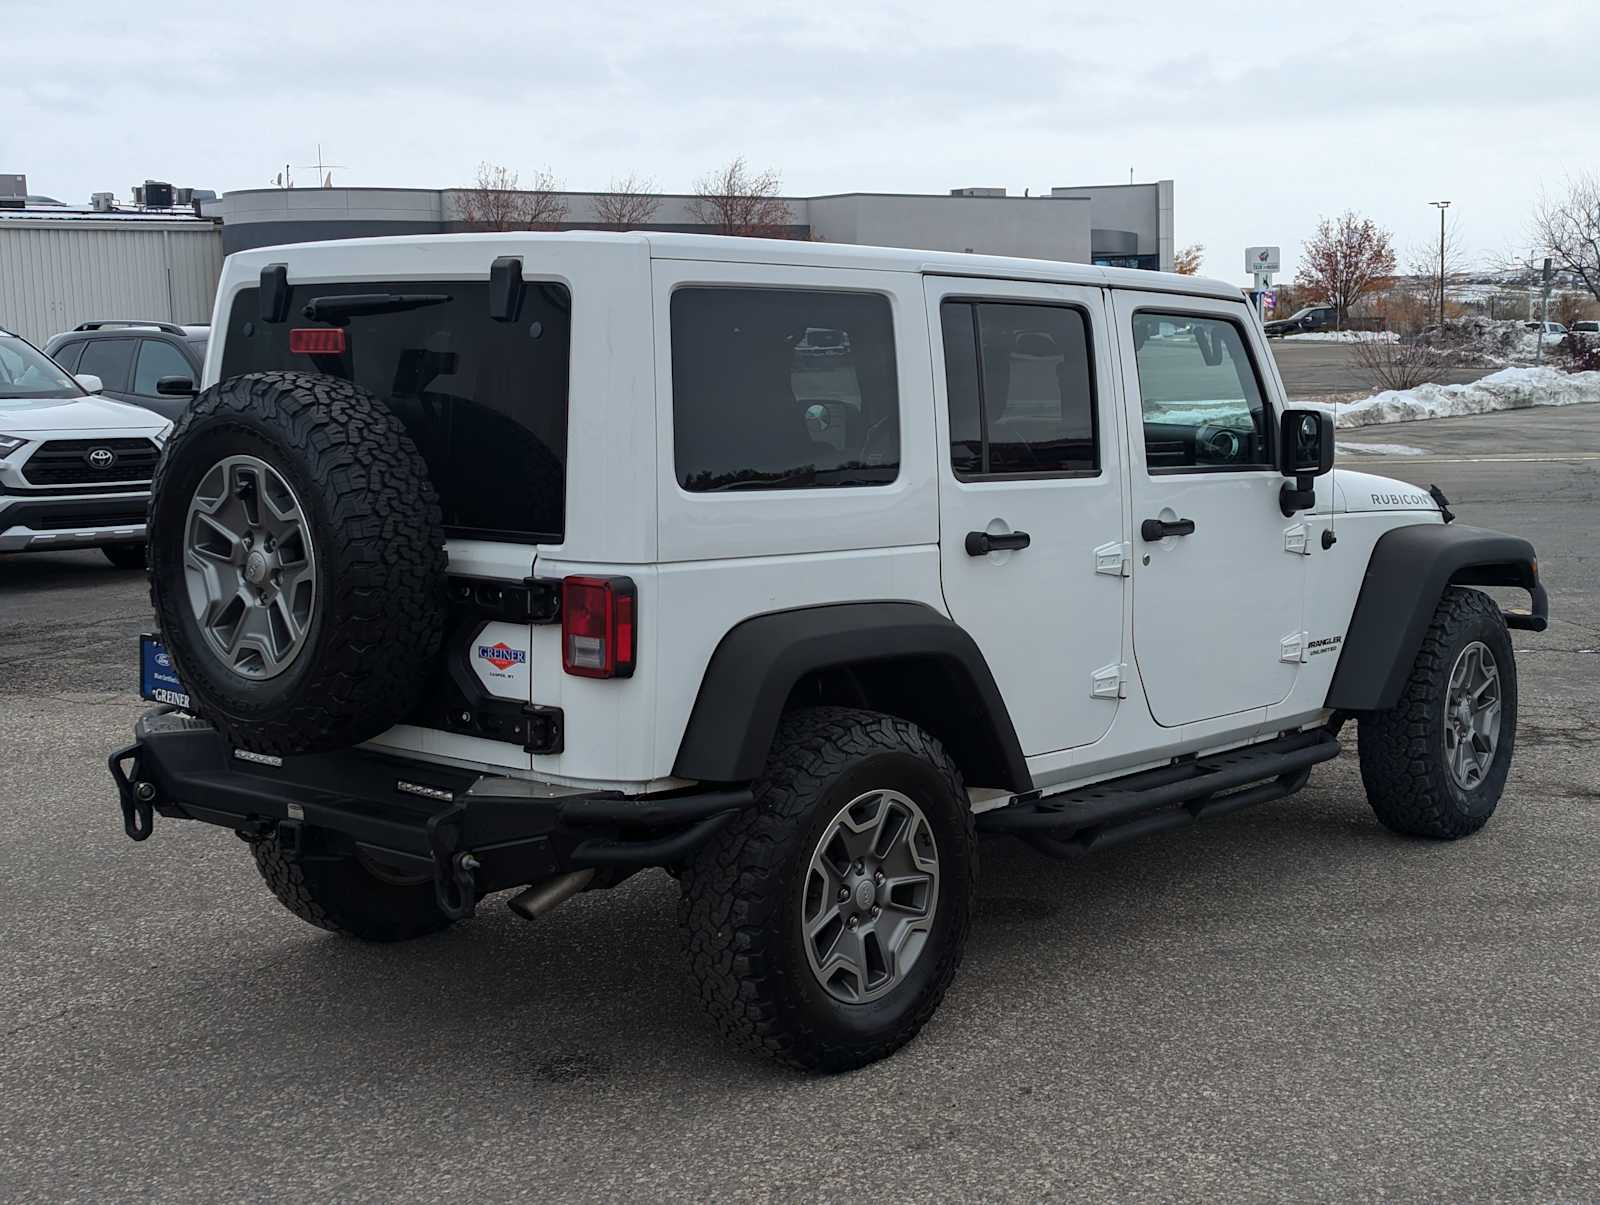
(477, 642), (527, 671)
(1370, 492), (1434, 508)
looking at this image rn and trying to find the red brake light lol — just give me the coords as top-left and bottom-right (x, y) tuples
(562, 576), (637, 679)
(289, 327), (346, 355)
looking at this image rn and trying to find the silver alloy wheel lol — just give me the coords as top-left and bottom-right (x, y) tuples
(183, 454), (317, 680)
(1444, 640), (1501, 790)
(801, 789), (940, 1004)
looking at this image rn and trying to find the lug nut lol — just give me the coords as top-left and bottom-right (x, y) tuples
(837, 886), (849, 901)
(870, 905), (881, 919)
(874, 870), (884, 885)
(854, 860), (865, 874)
(847, 914), (859, 929)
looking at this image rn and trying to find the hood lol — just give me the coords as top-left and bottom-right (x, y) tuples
(0, 393), (170, 433)
(1331, 469), (1443, 517)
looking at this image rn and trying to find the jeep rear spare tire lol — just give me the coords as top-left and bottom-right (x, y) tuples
(148, 371), (447, 755)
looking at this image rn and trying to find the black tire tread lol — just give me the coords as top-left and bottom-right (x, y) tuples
(149, 371), (446, 755)
(1357, 586), (1511, 839)
(248, 839), (453, 943)
(678, 706), (975, 1071)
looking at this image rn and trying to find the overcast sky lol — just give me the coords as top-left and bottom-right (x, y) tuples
(4, 0), (1594, 281)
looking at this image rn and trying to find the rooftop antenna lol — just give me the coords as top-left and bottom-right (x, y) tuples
(295, 144), (347, 188)
(1129, 166), (1134, 184)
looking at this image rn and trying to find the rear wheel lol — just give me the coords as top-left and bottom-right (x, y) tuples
(679, 707), (976, 1071)
(1358, 587), (1517, 839)
(249, 838), (454, 942)
(102, 543), (146, 570)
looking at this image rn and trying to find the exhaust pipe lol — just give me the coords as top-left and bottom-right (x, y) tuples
(507, 868), (596, 922)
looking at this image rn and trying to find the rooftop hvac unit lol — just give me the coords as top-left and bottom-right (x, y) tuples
(175, 187), (193, 206)
(142, 180), (175, 209)
(91, 192), (115, 212)
(132, 185), (144, 206)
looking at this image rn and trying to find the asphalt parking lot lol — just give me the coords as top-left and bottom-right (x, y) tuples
(2, 405), (1597, 1202)
(1270, 338), (1495, 399)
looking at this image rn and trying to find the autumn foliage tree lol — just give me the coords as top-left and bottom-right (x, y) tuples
(455, 162), (568, 231)
(593, 174), (662, 230)
(1294, 211), (1397, 325)
(689, 156), (792, 237)
(1173, 243), (1204, 275)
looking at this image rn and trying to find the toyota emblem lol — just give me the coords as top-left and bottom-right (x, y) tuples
(86, 447), (116, 470)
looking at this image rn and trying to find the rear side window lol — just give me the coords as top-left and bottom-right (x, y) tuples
(221, 280), (570, 542)
(77, 337), (136, 392)
(132, 339), (192, 396)
(940, 300), (1098, 476)
(671, 287), (899, 492)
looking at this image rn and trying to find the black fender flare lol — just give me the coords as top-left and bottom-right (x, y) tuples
(672, 601), (1030, 790)
(1325, 523), (1546, 712)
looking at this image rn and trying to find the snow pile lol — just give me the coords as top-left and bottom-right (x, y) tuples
(1310, 366), (1600, 428)
(1281, 330), (1398, 344)
(1338, 441), (1428, 456)
(1432, 316), (1559, 364)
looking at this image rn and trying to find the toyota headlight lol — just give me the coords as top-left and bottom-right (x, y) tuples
(151, 423), (174, 447)
(0, 434), (28, 459)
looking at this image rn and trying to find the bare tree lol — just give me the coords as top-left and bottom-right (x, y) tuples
(593, 174), (662, 230)
(1352, 289), (1453, 390)
(1407, 215), (1472, 330)
(1532, 172), (1600, 302)
(455, 162), (569, 231)
(689, 156), (792, 237)
(1172, 243), (1204, 275)
(1294, 211), (1397, 326)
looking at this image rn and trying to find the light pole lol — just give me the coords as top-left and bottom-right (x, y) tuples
(1429, 201), (1452, 330)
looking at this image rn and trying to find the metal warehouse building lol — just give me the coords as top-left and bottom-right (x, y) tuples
(204, 180), (1176, 270)
(0, 209), (223, 345)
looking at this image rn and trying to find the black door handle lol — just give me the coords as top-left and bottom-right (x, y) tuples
(1141, 517), (1196, 541)
(965, 530), (1031, 556)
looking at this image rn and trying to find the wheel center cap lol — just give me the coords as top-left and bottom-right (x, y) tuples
(244, 549), (271, 586)
(852, 878), (876, 910)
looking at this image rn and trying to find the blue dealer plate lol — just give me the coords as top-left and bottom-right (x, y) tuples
(139, 634), (190, 708)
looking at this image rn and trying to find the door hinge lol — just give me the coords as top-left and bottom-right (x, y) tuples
(1283, 523), (1311, 556)
(1091, 662), (1128, 700)
(1280, 631), (1309, 664)
(1094, 540), (1131, 577)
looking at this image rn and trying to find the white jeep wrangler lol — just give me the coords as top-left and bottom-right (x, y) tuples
(110, 233), (1548, 1071)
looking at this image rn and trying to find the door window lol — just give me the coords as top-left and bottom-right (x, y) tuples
(670, 287), (899, 492)
(50, 341), (83, 373)
(75, 338), (136, 393)
(941, 301), (1098, 476)
(131, 339), (193, 396)
(1131, 313), (1271, 471)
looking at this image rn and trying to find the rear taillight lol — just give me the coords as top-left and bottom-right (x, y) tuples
(561, 576), (636, 679)
(289, 327), (346, 355)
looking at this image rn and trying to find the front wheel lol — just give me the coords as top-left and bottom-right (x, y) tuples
(679, 707), (976, 1072)
(1358, 587), (1517, 839)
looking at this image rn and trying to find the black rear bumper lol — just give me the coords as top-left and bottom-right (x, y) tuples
(109, 709), (755, 917)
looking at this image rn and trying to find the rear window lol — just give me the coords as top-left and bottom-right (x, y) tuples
(670, 287), (899, 492)
(221, 280), (570, 542)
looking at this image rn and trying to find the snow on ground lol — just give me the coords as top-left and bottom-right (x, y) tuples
(1337, 441), (1429, 456)
(1308, 366), (1600, 428)
(1281, 330), (1398, 343)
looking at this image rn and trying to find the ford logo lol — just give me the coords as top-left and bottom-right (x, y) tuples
(86, 447), (116, 470)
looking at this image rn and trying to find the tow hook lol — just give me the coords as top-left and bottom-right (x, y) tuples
(426, 802), (480, 921)
(107, 743), (156, 841)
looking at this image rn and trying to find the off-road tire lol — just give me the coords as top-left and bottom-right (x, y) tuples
(1358, 587), (1517, 839)
(147, 371), (447, 756)
(249, 838), (454, 942)
(679, 707), (977, 1072)
(102, 543), (147, 570)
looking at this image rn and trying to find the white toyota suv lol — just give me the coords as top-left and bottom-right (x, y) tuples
(1, 326), (170, 567)
(110, 233), (1548, 1071)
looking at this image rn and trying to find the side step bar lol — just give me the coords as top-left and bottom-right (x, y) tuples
(977, 728), (1340, 858)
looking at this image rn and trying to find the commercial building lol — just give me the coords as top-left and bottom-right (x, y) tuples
(203, 180), (1175, 270)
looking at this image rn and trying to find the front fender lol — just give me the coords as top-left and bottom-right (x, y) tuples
(1326, 524), (1547, 712)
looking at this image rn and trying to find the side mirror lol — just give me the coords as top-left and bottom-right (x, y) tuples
(156, 375), (197, 397)
(74, 373), (104, 394)
(1278, 408), (1334, 516)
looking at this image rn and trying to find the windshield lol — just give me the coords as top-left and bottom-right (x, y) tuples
(0, 333), (84, 401)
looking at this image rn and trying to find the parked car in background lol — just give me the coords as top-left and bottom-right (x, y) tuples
(1567, 320), (1599, 336)
(45, 321), (206, 421)
(1263, 305), (1336, 338)
(0, 326), (170, 567)
(1524, 320), (1568, 340)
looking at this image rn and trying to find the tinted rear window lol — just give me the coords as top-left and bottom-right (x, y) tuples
(670, 287), (899, 492)
(221, 280), (570, 542)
